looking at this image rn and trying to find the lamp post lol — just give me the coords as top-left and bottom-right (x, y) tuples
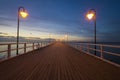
(17, 7), (28, 55)
(86, 9), (96, 55)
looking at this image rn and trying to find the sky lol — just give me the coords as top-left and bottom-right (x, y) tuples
(0, 0), (120, 42)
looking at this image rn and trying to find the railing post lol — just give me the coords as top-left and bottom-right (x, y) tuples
(39, 43), (41, 48)
(76, 43), (78, 49)
(87, 44), (90, 53)
(44, 42), (46, 46)
(74, 43), (76, 48)
(77, 44), (79, 49)
(39, 42), (41, 48)
(78, 44), (80, 50)
(100, 44), (103, 59)
(38, 43), (40, 49)
(75, 43), (76, 48)
(80, 44), (82, 51)
(80, 44), (83, 51)
(8, 44), (11, 58)
(47, 42), (49, 46)
(43, 42), (44, 47)
(77, 44), (78, 49)
(33, 43), (34, 50)
(41, 42), (42, 47)
(24, 43), (26, 53)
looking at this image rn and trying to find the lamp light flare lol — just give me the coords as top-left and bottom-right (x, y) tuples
(20, 11), (28, 18)
(86, 13), (94, 20)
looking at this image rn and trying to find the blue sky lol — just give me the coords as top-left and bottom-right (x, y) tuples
(0, 0), (120, 42)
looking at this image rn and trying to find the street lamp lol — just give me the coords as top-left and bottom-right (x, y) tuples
(86, 9), (96, 55)
(17, 7), (28, 55)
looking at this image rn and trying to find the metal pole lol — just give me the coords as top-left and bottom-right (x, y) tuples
(16, 7), (25, 55)
(94, 10), (96, 55)
(87, 9), (97, 55)
(16, 8), (20, 55)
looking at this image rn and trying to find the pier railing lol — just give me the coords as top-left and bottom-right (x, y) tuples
(67, 42), (120, 66)
(0, 42), (51, 60)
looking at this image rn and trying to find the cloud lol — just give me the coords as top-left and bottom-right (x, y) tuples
(0, 32), (8, 36)
(0, 35), (55, 42)
(30, 15), (80, 26)
(0, 16), (15, 22)
(0, 22), (12, 27)
(0, 16), (16, 27)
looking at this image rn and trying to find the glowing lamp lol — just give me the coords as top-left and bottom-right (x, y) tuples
(20, 11), (28, 18)
(86, 13), (94, 20)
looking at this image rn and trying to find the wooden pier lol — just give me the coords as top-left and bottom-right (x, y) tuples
(0, 42), (120, 80)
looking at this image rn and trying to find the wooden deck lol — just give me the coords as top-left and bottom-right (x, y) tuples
(0, 42), (120, 80)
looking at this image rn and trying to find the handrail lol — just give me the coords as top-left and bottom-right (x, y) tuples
(67, 42), (120, 66)
(0, 42), (52, 60)
(76, 42), (120, 48)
